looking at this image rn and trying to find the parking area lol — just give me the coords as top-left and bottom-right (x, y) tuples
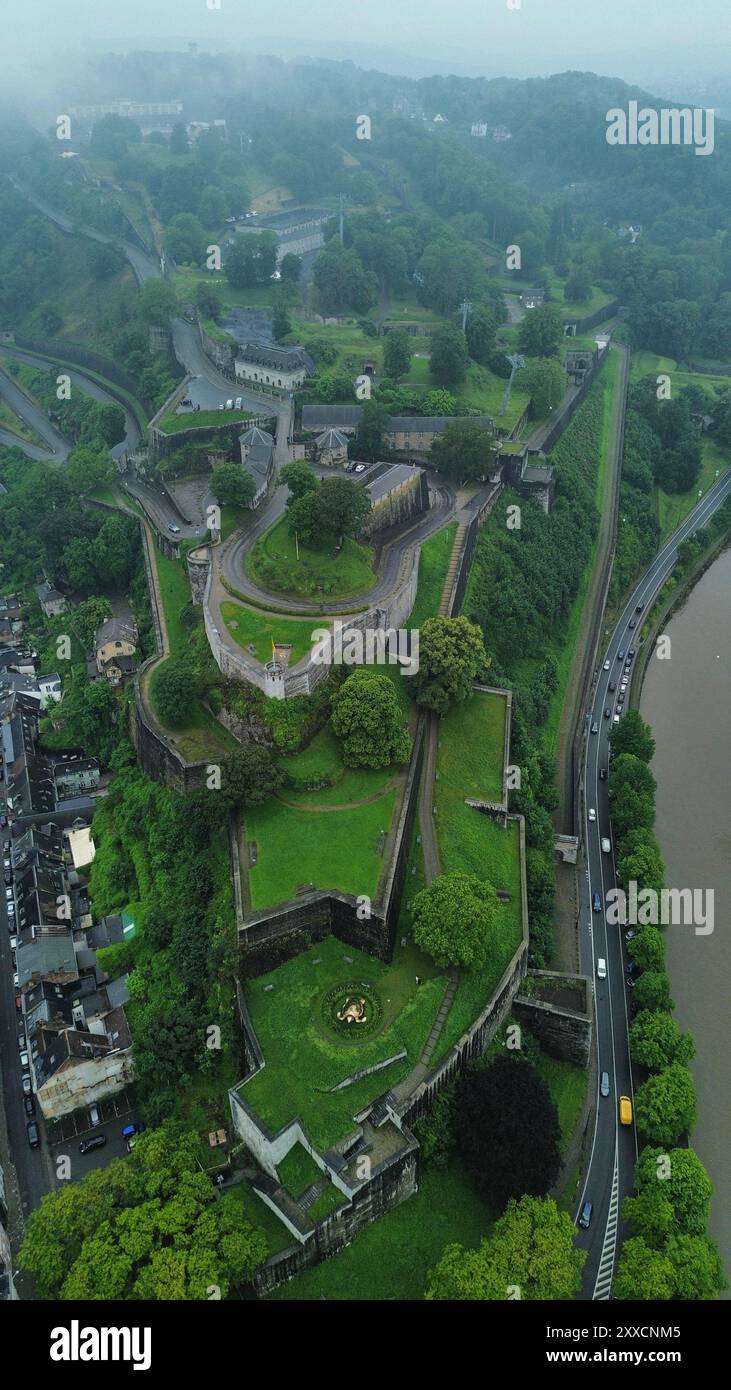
(45, 1087), (134, 1146)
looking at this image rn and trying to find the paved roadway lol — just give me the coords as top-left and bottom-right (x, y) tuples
(575, 467), (731, 1299)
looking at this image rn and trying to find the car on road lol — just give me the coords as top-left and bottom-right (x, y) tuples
(9, 935), (18, 951)
(596, 957), (607, 979)
(13, 972), (19, 989)
(635, 602), (644, 612)
(619, 1095), (633, 1125)
(601, 837), (611, 854)
(88, 1104), (101, 1128)
(23, 1094), (35, 1116)
(3, 873), (11, 887)
(625, 929), (637, 942)
(17, 1032), (25, 1050)
(26, 1121), (40, 1149)
(578, 1200), (593, 1229)
(628, 648), (636, 660)
(588, 807), (596, 821)
(604, 706), (611, 718)
(167, 523), (181, 535)
(617, 649), (625, 661)
(592, 892), (602, 913)
(600, 1071), (610, 1098)
(21, 1074), (32, 1095)
(626, 961), (638, 976)
(629, 617), (637, 629)
(599, 766), (607, 780)
(613, 714), (620, 724)
(19, 1048), (28, 1068)
(591, 720), (598, 734)
(603, 659), (610, 671)
(5, 886), (14, 900)
(79, 1134), (107, 1155)
(608, 681), (616, 692)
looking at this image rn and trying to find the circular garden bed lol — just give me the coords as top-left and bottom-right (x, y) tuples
(319, 981), (383, 1042)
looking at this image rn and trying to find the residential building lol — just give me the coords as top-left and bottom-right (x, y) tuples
(234, 342), (315, 392)
(93, 616), (139, 685)
(34, 579), (67, 618)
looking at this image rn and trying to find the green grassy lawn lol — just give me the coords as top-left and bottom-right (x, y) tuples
(436, 688), (506, 804)
(240, 936), (446, 1149)
(228, 1182), (295, 1258)
(246, 515), (377, 601)
(409, 523), (457, 629)
(219, 599), (322, 666)
(270, 1158), (492, 1300)
(156, 406), (255, 434)
(400, 356), (530, 431)
(280, 724), (402, 807)
(245, 787), (398, 909)
(532, 1051), (588, 1157)
(656, 439), (729, 541)
(171, 266), (292, 313)
(276, 1143), (323, 1198)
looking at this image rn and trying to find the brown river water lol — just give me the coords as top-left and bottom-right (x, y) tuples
(640, 546), (731, 1292)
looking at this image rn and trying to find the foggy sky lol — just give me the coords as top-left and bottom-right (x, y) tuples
(6, 0), (731, 88)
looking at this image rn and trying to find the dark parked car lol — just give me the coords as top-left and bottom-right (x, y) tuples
(617, 649), (625, 661)
(23, 1094), (35, 1117)
(635, 602), (644, 613)
(604, 706), (611, 718)
(599, 766), (607, 780)
(578, 1200), (593, 1229)
(26, 1121), (40, 1149)
(79, 1134), (107, 1155)
(629, 617), (637, 628)
(628, 648), (636, 659)
(608, 681), (616, 692)
(592, 891), (602, 913)
(4, 872), (12, 886)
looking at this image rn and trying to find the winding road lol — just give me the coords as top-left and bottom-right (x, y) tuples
(575, 467), (731, 1299)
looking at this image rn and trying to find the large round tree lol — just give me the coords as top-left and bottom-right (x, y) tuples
(411, 871), (499, 970)
(454, 1054), (562, 1209)
(412, 615), (487, 715)
(331, 670), (410, 769)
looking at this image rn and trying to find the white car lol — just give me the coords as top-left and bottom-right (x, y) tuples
(596, 958), (607, 980)
(9, 935), (18, 950)
(603, 659), (610, 671)
(588, 807), (596, 822)
(19, 1048), (28, 1068)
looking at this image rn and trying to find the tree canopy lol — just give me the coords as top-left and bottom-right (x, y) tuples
(411, 871), (499, 970)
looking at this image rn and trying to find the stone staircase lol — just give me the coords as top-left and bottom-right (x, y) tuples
(438, 523), (467, 616)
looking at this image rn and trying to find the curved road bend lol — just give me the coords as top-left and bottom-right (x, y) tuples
(575, 467), (731, 1299)
(0, 361), (70, 460)
(219, 478), (457, 616)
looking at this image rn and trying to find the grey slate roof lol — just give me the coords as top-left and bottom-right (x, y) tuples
(237, 341), (315, 375)
(239, 425), (274, 447)
(315, 428), (348, 449)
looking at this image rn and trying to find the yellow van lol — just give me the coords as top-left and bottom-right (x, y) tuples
(619, 1095), (633, 1126)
